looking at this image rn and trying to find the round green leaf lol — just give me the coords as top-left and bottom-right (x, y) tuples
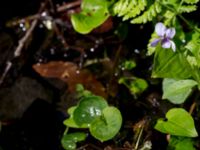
(89, 106), (122, 142)
(62, 132), (87, 142)
(123, 60), (136, 70)
(118, 77), (148, 95)
(155, 108), (198, 137)
(73, 96), (108, 126)
(61, 140), (76, 150)
(130, 78), (148, 94)
(61, 132), (87, 150)
(63, 106), (89, 128)
(63, 106), (77, 128)
(71, 0), (109, 34)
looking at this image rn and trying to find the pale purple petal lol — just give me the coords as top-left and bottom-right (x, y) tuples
(155, 22), (166, 37)
(161, 38), (171, 49)
(170, 41), (176, 52)
(150, 38), (160, 47)
(166, 28), (176, 39)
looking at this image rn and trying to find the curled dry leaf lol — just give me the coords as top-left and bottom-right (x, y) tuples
(92, 17), (113, 34)
(32, 61), (107, 98)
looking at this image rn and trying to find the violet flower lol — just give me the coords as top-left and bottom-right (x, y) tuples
(151, 22), (176, 52)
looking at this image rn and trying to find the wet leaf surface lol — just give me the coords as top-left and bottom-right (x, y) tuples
(73, 96), (108, 126)
(90, 106), (122, 142)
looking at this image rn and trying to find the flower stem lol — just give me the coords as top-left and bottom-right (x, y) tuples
(158, 1), (200, 33)
(177, 0), (184, 12)
(178, 14), (200, 33)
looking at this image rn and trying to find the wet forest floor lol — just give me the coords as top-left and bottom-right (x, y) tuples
(0, 0), (200, 150)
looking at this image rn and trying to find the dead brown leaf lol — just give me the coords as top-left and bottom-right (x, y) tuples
(33, 61), (107, 98)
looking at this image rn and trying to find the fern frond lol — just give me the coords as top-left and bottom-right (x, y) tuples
(113, 0), (199, 25)
(113, 0), (162, 24)
(185, 31), (200, 66)
(123, 0), (147, 21)
(131, 1), (162, 24)
(119, 0), (137, 17)
(113, 0), (126, 15)
(179, 5), (197, 13)
(117, 0), (130, 16)
(183, 0), (199, 4)
(163, 11), (175, 25)
(147, 32), (157, 56)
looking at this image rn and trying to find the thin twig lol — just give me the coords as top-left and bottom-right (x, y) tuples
(14, 19), (38, 57)
(57, 0), (81, 12)
(14, 1), (48, 57)
(76, 144), (89, 150)
(0, 2), (47, 85)
(52, 20), (69, 48)
(47, 0), (69, 49)
(106, 45), (122, 97)
(88, 143), (103, 150)
(134, 127), (144, 150)
(189, 102), (196, 115)
(6, 0), (81, 27)
(48, 0), (57, 14)
(0, 61), (12, 85)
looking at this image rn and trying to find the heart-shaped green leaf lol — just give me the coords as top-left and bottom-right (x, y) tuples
(118, 77), (148, 95)
(152, 47), (192, 79)
(89, 106), (122, 142)
(73, 96), (108, 126)
(168, 136), (195, 150)
(155, 108), (198, 137)
(71, 0), (109, 34)
(61, 132), (87, 150)
(162, 78), (197, 104)
(63, 106), (88, 128)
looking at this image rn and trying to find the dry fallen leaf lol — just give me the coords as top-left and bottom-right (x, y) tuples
(92, 17), (113, 34)
(33, 61), (107, 98)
